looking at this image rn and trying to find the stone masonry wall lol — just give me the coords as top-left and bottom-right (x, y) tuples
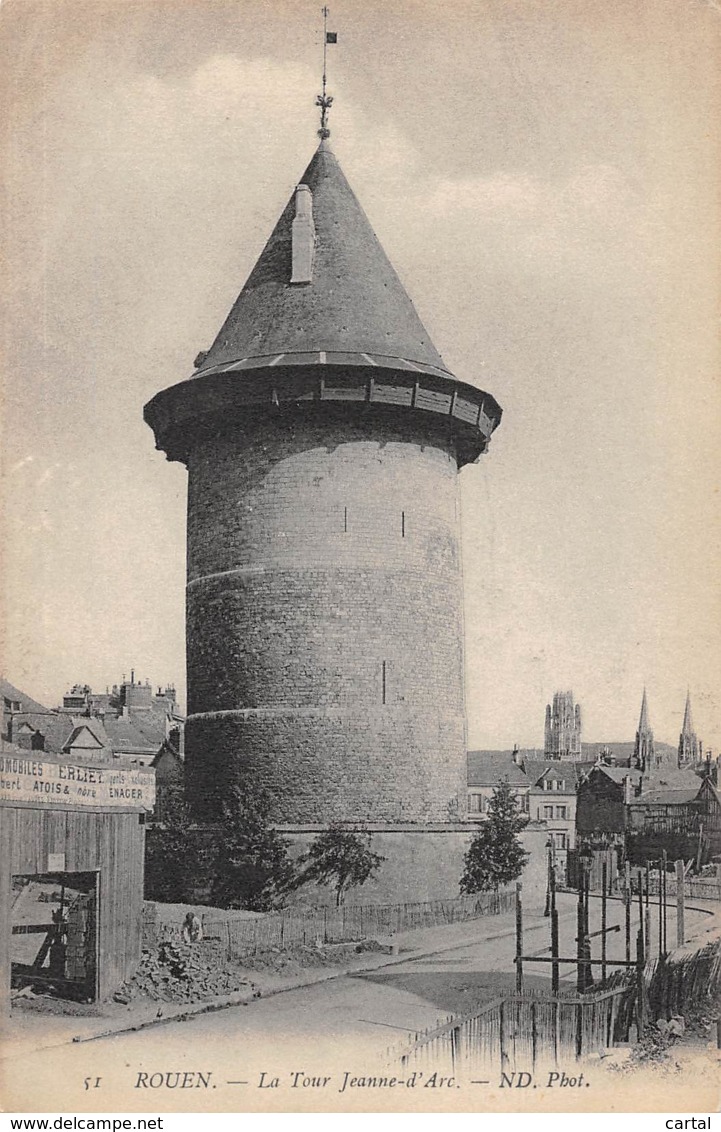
(281, 825), (550, 908)
(185, 414), (468, 823)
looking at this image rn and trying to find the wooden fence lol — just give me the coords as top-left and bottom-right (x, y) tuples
(389, 939), (721, 1077)
(145, 889), (516, 956)
(642, 877), (721, 903)
(389, 983), (633, 1076)
(565, 871), (721, 903)
(646, 939), (721, 1019)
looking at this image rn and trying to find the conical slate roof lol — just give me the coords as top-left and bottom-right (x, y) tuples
(194, 142), (452, 377)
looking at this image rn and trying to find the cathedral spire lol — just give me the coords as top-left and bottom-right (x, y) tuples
(638, 687), (650, 732)
(681, 689), (694, 734)
(635, 687), (654, 771)
(678, 689), (699, 768)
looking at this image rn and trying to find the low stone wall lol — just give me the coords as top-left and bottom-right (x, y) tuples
(281, 822), (549, 909)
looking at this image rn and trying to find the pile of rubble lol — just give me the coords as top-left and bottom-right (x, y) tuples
(116, 939), (253, 1005)
(237, 937), (389, 974)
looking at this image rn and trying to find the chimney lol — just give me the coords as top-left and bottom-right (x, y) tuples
(290, 185), (315, 284)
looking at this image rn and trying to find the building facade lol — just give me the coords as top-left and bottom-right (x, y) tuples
(466, 751), (530, 819)
(523, 761), (579, 865)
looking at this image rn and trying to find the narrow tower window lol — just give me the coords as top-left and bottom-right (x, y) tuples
(401, 510), (405, 538)
(382, 661), (387, 705)
(343, 506), (348, 533)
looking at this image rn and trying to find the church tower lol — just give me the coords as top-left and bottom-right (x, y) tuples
(544, 691), (582, 760)
(678, 691), (699, 767)
(144, 133), (501, 847)
(634, 688), (655, 771)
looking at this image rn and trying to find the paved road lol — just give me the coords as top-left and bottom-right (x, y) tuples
(1, 894), (712, 1111)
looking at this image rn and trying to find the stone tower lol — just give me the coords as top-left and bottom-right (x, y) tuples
(678, 690), (699, 767)
(144, 140), (502, 834)
(544, 691), (582, 760)
(634, 688), (655, 771)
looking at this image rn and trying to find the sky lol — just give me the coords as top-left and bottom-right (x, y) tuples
(1, 0), (720, 750)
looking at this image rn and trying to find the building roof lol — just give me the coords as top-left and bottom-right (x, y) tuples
(581, 740), (676, 763)
(195, 142), (451, 380)
(61, 721), (109, 752)
(102, 715), (161, 755)
(1, 677), (54, 717)
(467, 751), (529, 787)
(3, 711), (74, 755)
(590, 765), (644, 785)
(629, 787), (700, 807)
(124, 712), (167, 748)
(523, 760), (592, 789)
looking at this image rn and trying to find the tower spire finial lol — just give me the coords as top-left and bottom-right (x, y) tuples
(316, 6), (336, 140)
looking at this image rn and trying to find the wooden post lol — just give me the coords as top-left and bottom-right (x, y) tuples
(662, 850), (668, 954)
(583, 867), (593, 989)
(515, 882), (524, 992)
(675, 859), (685, 947)
(636, 928), (646, 1039)
(499, 1000), (507, 1071)
(658, 859), (664, 957)
(625, 861), (631, 964)
(549, 858), (560, 994)
(638, 864), (642, 955)
(451, 1025), (461, 1072)
(577, 879), (586, 993)
(601, 860), (608, 984)
(696, 821), (705, 873)
(550, 852), (557, 915)
(551, 907), (560, 995)
(531, 1000), (538, 1070)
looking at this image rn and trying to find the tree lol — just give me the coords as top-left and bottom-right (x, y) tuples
(144, 793), (205, 903)
(460, 778), (529, 893)
(300, 823), (386, 905)
(210, 785), (297, 912)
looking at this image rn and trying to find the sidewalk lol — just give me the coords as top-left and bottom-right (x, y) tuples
(2, 902), (555, 1060)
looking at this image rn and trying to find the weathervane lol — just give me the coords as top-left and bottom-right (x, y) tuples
(316, 6), (337, 139)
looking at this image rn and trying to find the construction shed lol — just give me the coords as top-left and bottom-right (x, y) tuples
(0, 752), (154, 1014)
